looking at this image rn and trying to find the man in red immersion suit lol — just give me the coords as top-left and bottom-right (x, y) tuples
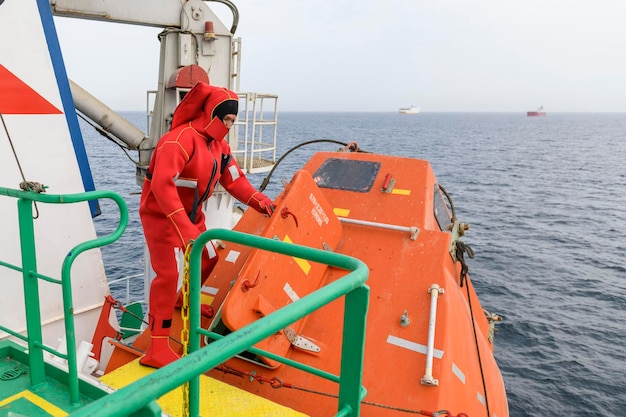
(139, 82), (274, 368)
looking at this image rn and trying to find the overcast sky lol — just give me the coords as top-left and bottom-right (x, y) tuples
(54, 0), (626, 113)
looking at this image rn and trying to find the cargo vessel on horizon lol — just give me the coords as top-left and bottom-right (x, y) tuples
(527, 106), (546, 116)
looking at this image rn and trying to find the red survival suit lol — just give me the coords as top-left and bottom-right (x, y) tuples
(139, 82), (273, 368)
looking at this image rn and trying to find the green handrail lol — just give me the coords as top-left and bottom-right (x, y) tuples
(0, 186), (128, 405)
(72, 228), (370, 417)
(0, 185), (370, 416)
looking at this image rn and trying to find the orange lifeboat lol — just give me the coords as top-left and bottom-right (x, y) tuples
(202, 151), (508, 416)
(107, 148), (508, 417)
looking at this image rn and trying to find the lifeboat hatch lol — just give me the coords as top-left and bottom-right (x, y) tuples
(203, 312), (278, 368)
(213, 170), (342, 367)
(312, 158), (380, 192)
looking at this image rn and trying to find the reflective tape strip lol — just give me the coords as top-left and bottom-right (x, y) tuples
(283, 235), (311, 275)
(391, 188), (411, 195)
(228, 164), (240, 181)
(225, 250), (240, 263)
(174, 178), (198, 188)
(283, 282), (300, 302)
(452, 362), (466, 383)
(206, 242), (217, 258)
(386, 335), (444, 359)
(333, 207), (350, 217)
(201, 286), (218, 295)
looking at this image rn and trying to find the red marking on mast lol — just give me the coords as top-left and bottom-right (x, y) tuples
(0, 64), (62, 114)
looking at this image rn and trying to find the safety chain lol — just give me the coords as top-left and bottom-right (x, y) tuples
(214, 364), (466, 416)
(216, 364), (292, 389)
(181, 241), (193, 356)
(180, 240), (194, 417)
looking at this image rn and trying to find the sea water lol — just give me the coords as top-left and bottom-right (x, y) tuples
(83, 111), (626, 416)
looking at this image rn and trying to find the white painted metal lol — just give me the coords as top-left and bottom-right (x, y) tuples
(0, 0), (109, 351)
(421, 283), (445, 386)
(338, 217), (420, 240)
(70, 80), (147, 149)
(50, 0), (228, 30)
(234, 92), (279, 174)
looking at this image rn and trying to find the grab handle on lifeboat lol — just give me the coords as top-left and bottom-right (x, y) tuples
(421, 283), (445, 386)
(281, 207), (299, 227)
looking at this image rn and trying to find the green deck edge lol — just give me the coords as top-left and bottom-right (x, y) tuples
(0, 340), (160, 417)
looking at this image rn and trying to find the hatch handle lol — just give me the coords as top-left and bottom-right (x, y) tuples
(381, 173), (395, 193)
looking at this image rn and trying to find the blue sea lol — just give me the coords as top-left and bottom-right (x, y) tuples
(83, 111), (626, 416)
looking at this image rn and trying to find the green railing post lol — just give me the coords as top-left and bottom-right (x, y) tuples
(59, 190), (128, 405)
(187, 228), (370, 417)
(64, 227), (368, 417)
(188, 235), (202, 417)
(17, 197), (46, 386)
(0, 186), (128, 406)
(337, 285), (369, 417)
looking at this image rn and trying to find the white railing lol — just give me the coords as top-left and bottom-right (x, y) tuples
(232, 92), (278, 174)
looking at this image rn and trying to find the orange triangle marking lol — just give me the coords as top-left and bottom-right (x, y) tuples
(0, 64), (62, 115)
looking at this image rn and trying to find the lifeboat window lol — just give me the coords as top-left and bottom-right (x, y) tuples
(312, 158), (380, 192)
(434, 184), (453, 231)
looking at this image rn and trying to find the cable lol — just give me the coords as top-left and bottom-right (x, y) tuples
(437, 183), (457, 223)
(76, 111), (144, 167)
(259, 139), (366, 192)
(464, 276), (491, 417)
(1, 112), (42, 218)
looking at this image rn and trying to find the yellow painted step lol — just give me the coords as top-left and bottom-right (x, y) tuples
(100, 359), (308, 417)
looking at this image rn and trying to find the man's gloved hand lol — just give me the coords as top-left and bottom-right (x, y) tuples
(248, 192), (275, 216)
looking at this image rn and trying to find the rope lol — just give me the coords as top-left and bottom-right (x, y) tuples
(484, 309), (504, 344)
(449, 234), (489, 415)
(214, 364), (463, 416)
(75, 111), (146, 167)
(259, 139), (368, 192)
(105, 295), (184, 346)
(1, 112), (43, 218)
(19, 181), (46, 193)
(454, 240), (474, 287)
(464, 277), (491, 417)
(453, 237), (489, 416)
(437, 184), (457, 223)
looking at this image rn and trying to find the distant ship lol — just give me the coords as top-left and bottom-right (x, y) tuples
(527, 106), (546, 116)
(399, 105), (420, 114)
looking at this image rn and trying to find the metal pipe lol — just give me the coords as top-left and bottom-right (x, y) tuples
(69, 79), (147, 150)
(338, 216), (419, 240)
(421, 283), (444, 386)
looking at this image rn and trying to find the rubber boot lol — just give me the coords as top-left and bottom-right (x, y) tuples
(139, 314), (180, 369)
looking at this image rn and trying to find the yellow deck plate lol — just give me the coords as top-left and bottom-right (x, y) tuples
(100, 359), (307, 417)
(0, 390), (68, 417)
